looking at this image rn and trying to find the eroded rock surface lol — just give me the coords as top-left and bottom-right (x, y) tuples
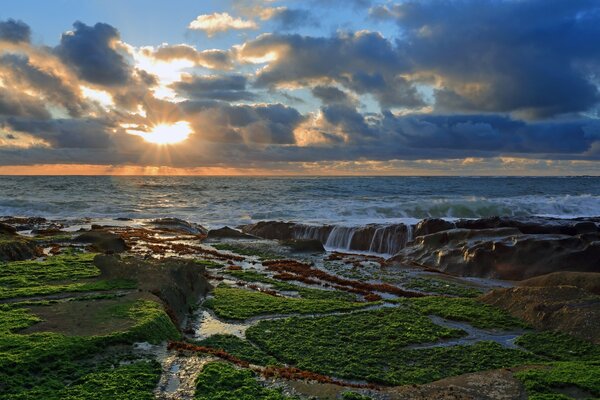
(481, 286), (600, 343)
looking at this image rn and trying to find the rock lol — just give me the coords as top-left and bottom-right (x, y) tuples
(31, 227), (65, 236)
(454, 216), (600, 235)
(390, 228), (600, 280)
(73, 231), (128, 253)
(94, 255), (211, 327)
(150, 218), (207, 235)
(413, 218), (455, 237)
(281, 239), (325, 253)
(518, 271), (600, 295)
(0, 222), (17, 236)
(240, 221), (296, 240)
(207, 226), (256, 239)
(0, 236), (41, 261)
(0, 216), (47, 231)
(481, 286), (600, 344)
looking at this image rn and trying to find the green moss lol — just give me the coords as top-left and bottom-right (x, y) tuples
(246, 306), (540, 385)
(212, 244), (280, 260)
(193, 334), (279, 366)
(396, 296), (526, 330)
(204, 286), (373, 320)
(515, 362), (600, 400)
(195, 259), (225, 269)
(195, 362), (293, 400)
(516, 332), (600, 361)
(0, 299), (178, 398)
(227, 269), (357, 301)
(0, 253), (136, 299)
(404, 277), (482, 298)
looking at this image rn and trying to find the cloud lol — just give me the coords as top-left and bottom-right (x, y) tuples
(151, 44), (234, 69)
(265, 8), (318, 31)
(171, 74), (255, 101)
(240, 31), (423, 109)
(375, 0), (600, 118)
(55, 21), (132, 86)
(311, 86), (354, 106)
(0, 19), (31, 43)
(188, 12), (257, 37)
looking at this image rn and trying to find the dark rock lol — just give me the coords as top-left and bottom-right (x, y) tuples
(0, 222), (17, 236)
(115, 217), (133, 221)
(73, 231), (128, 253)
(390, 228), (600, 280)
(31, 227), (65, 236)
(207, 226), (256, 239)
(413, 218), (455, 237)
(482, 286), (600, 344)
(241, 221), (296, 240)
(0, 236), (41, 261)
(281, 239), (325, 253)
(0, 217), (47, 231)
(150, 218), (207, 235)
(455, 216), (600, 235)
(94, 255), (211, 327)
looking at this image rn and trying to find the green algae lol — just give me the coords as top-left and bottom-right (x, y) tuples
(195, 362), (293, 400)
(0, 253), (136, 299)
(193, 334), (279, 366)
(0, 299), (179, 399)
(195, 259), (225, 269)
(516, 331), (600, 362)
(404, 277), (482, 297)
(203, 286), (374, 320)
(212, 243), (280, 260)
(226, 269), (357, 301)
(515, 361), (600, 400)
(245, 305), (540, 386)
(395, 296), (527, 329)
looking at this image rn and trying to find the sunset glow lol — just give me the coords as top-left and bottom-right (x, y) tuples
(131, 122), (192, 145)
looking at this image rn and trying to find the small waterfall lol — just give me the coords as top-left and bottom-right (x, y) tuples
(324, 226), (357, 250)
(291, 223), (415, 255)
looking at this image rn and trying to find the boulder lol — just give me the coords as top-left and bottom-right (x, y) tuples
(94, 255), (211, 327)
(413, 218), (455, 237)
(481, 286), (600, 343)
(207, 226), (256, 239)
(281, 239), (325, 253)
(390, 228), (600, 280)
(240, 221), (296, 240)
(518, 271), (600, 295)
(0, 236), (41, 261)
(73, 231), (128, 253)
(0, 222), (17, 236)
(150, 218), (207, 235)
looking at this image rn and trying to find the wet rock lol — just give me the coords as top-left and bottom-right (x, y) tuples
(73, 231), (128, 253)
(0, 235), (42, 261)
(518, 271), (600, 295)
(94, 255), (212, 327)
(481, 286), (600, 343)
(281, 239), (325, 253)
(31, 226), (65, 236)
(150, 218), (207, 235)
(240, 221), (296, 240)
(390, 228), (600, 280)
(0, 222), (17, 236)
(207, 226), (256, 239)
(413, 218), (455, 237)
(454, 216), (600, 235)
(0, 216), (47, 231)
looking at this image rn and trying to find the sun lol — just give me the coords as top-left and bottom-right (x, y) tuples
(142, 121), (192, 145)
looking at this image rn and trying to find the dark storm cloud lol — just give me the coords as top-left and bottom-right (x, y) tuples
(0, 19), (31, 43)
(182, 101), (304, 144)
(311, 86), (353, 105)
(269, 9), (318, 31)
(0, 88), (50, 119)
(374, 0), (600, 118)
(172, 74), (255, 101)
(55, 21), (131, 86)
(241, 32), (423, 108)
(3, 117), (114, 148)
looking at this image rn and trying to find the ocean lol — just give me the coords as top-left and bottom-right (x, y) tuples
(1, 176), (599, 228)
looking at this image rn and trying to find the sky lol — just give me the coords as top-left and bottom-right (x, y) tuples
(0, 0), (599, 175)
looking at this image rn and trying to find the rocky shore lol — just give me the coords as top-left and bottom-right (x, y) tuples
(0, 215), (598, 399)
